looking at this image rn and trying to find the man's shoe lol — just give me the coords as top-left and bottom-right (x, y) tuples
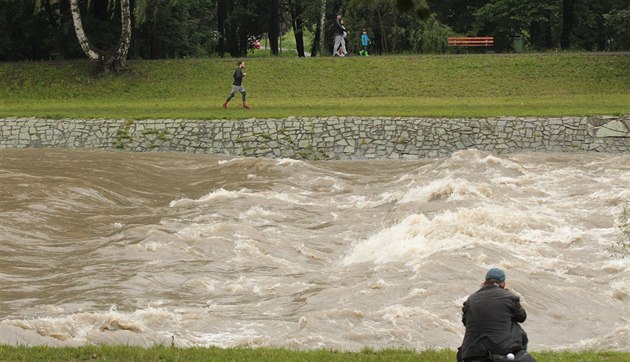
(242, 101), (250, 109)
(222, 101), (228, 109)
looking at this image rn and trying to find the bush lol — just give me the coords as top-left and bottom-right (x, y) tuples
(421, 15), (455, 54)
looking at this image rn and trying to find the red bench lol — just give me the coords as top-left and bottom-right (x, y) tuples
(448, 37), (494, 47)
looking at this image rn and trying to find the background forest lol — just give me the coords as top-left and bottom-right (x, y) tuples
(1, 0), (629, 62)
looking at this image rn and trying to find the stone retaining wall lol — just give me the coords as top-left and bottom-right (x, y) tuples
(1, 116), (628, 159)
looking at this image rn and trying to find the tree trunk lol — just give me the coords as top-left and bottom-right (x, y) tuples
(377, 9), (387, 53)
(561, 0), (574, 49)
(311, 21), (321, 57)
(150, 15), (158, 59)
(45, 0), (62, 28)
(290, 0), (306, 57)
(114, 0), (131, 69)
(239, 30), (248, 58)
(217, 0), (226, 57)
(69, 0), (132, 72)
(70, 0), (101, 62)
(268, 0), (280, 55)
(318, 0), (326, 56)
(294, 18), (305, 57)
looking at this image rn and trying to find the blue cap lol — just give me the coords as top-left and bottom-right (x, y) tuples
(485, 268), (506, 283)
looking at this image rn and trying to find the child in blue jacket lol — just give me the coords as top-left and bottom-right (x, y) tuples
(360, 29), (371, 56)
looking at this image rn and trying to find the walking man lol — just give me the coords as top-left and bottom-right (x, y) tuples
(223, 60), (249, 109)
(457, 268), (536, 362)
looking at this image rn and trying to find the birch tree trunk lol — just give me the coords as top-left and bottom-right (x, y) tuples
(69, 0), (101, 62)
(318, 0), (326, 56)
(69, 0), (132, 72)
(114, 0), (132, 70)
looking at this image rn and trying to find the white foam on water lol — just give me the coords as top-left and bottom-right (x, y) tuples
(169, 188), (245, 207)
(342, 203), (549, 266)
(231, 239), (301, 271)
(398, 177), (483, 204)
(340, 193), (400, 209)
(239, 205), (275, 220)
(183, 278), (219, 293)
(190, 330), (268, 348)
(341, 213), (464, 266)
(276, 158), (306, 166)
(175, 222), (227, 240)
(546, 325), (630, 352)
(339, 199), (625, 295)
(1, 305), (173, 344)
(490, 176), (525, 186)
(217, 158), (245, 165)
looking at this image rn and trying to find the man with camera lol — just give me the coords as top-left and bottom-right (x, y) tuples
(457, 268), (536, 362)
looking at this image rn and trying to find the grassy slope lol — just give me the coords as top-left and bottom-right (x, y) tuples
(0, 53), (629, 119)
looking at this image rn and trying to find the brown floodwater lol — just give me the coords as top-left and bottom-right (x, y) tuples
(1, 148), (628, 351)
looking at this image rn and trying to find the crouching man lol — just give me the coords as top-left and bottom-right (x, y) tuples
(457, 268), (537, 362)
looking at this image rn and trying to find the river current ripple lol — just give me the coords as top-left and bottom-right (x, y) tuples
(0, 148), (628, 351)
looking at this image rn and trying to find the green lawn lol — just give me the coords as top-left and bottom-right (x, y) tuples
(1, 53), (629, 120)
(1, 345), (629, 362)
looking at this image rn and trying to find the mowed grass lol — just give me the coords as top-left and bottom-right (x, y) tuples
(0, 53), (629, 119)
(1, 345), (630, 362)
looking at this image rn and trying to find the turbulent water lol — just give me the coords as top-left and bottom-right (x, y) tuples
(0, 148), (629, 351)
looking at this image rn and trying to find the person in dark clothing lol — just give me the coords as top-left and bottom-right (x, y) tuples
(222, 60), (249, 109)
(457, 268), (536, 362)
(333, 15), (347, 56)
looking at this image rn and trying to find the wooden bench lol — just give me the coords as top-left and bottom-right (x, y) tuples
(448, 37), (494, 47)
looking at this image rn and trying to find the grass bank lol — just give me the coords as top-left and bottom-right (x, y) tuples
(1, 345), (629, 362)
(0, 53), (629, 119)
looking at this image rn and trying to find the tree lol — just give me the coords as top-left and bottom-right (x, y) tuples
(354, 0), (390, 53)
(289, 0), (307, 57)
(561, 0), (574, 49)
(604, 8), (630, 50)
(430, 0), (488, 35)
(0, 1), (59, 61)
(349, 0), (435, 54)
(215, 0), (274, 57)
(217, 0), (227, 56)
(3, 0), (628, 61)
(473, 0), (560, 52)
(69, 0), (131, 71)
(29, 0), (219, 64)
(27, 0), (132, 70)
(352, 0), (432, 19)
(130, 0), (218, 59)
(393, 0), (431, 18)
(318, 0), (327, 56)
(268, 0), (280, 55)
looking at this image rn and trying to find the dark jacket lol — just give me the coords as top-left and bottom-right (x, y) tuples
(459, 285), (528, 361)
(334, 18), (345, 36)
(233, 67), (244, 86)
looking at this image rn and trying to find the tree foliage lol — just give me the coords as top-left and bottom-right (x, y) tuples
(1, 0), (629, 61)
